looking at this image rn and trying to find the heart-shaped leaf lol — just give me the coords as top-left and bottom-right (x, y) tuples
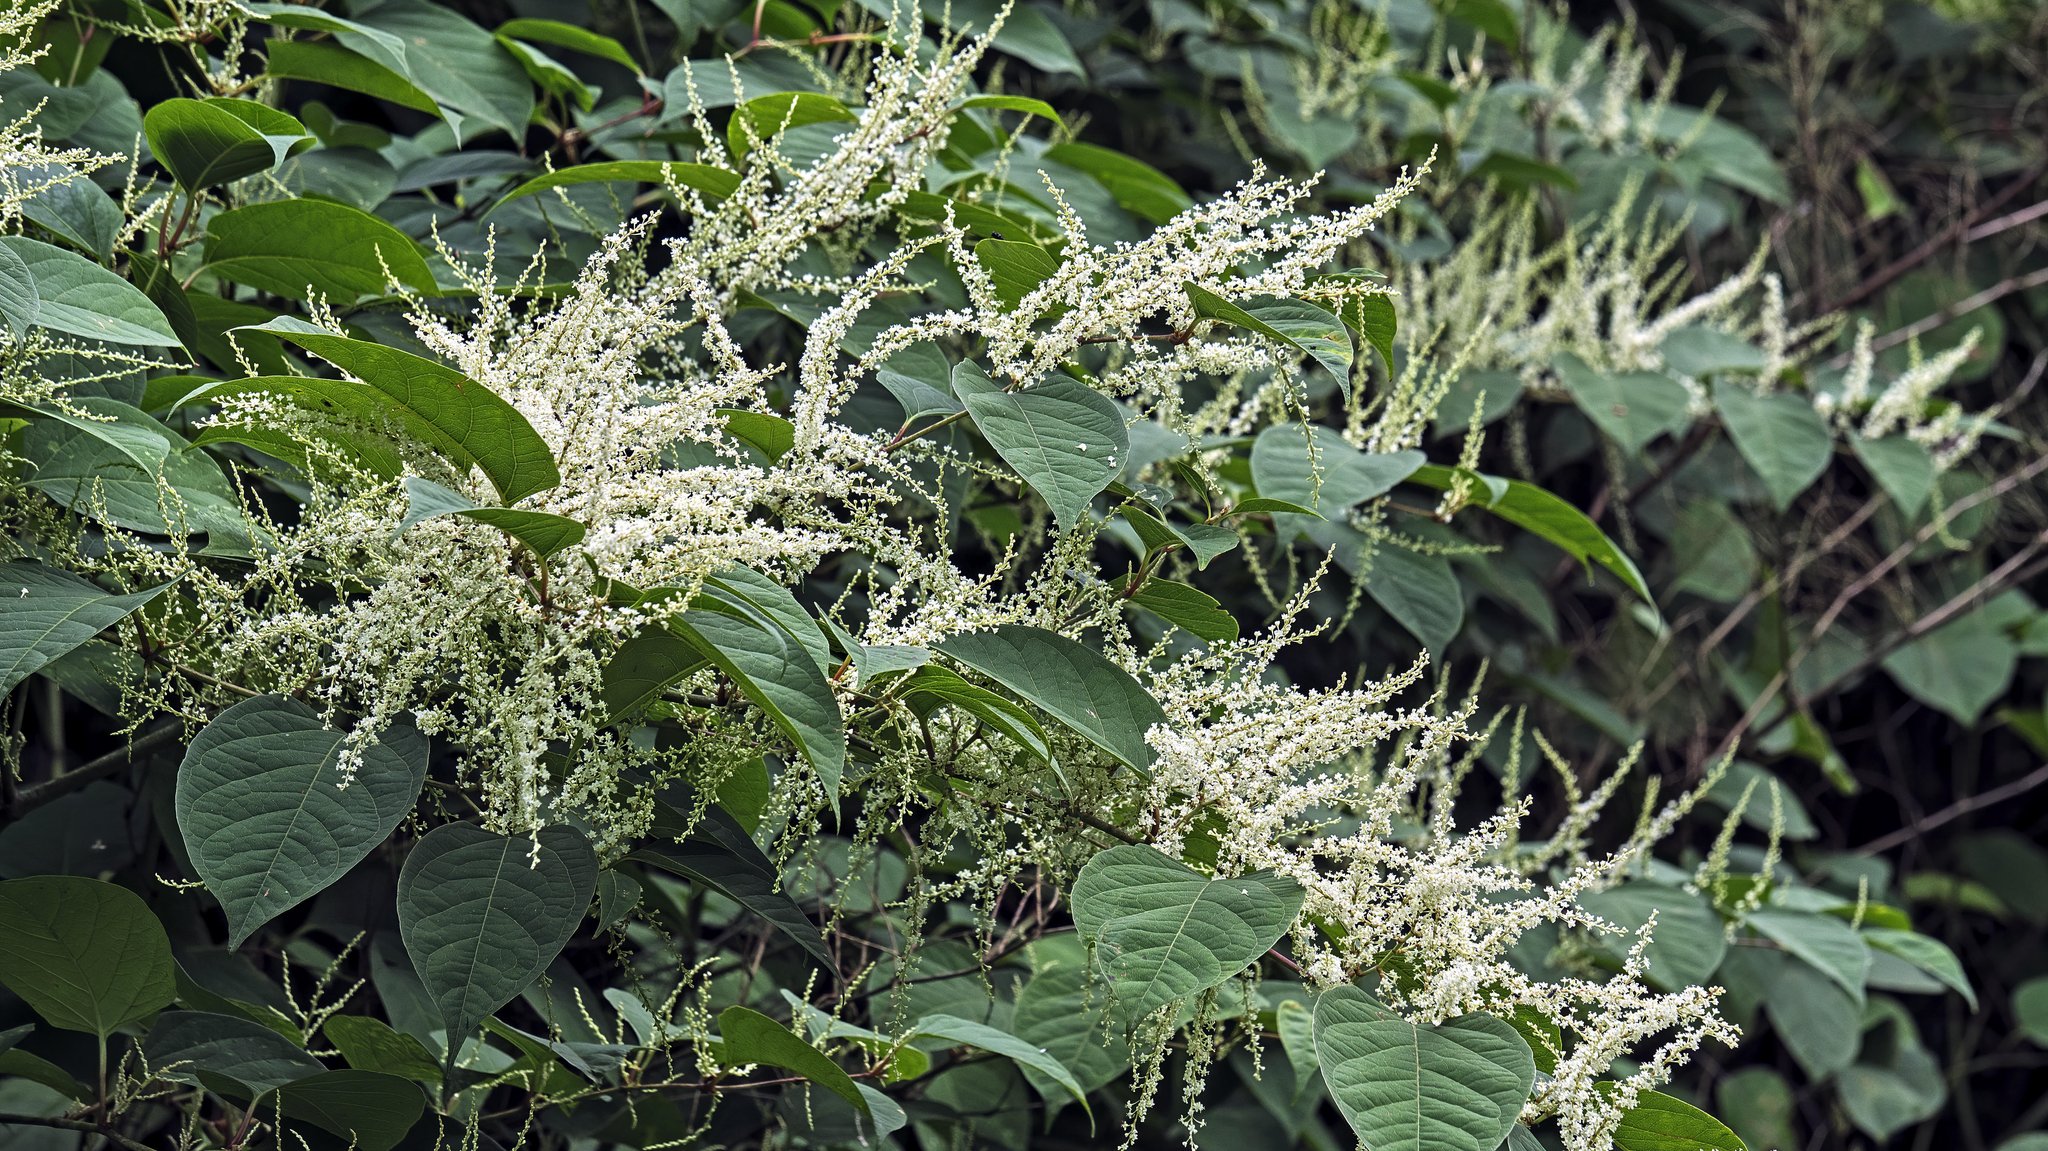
(1070, 845), (1303, 1023)
(0, 876), (175, 1038)
(955, 361), (1127, 528)
(397, 823), (597, 1043)
(176, 695), (429, 948)
(1312, 985), (1535, 1151)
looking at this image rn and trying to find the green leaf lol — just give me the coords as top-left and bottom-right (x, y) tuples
(957, 94), (1063, 124)
(17, 161), (123, 260)
(323, 1014), (443, 1083)
(1468, 150), (1575, 191)
(1578, 884), (1727, 991)
(973, 238), (1062, 310)
(203, 327), (560, 503)
(727, 92), (857, 159)
(717, 1006), (870, 1117)
(269, 1069), (425, 1151)
(0, 1045), (91, 1101)
(1881, 612), (2017, 726)
(1042, 142), (1191, 223)
(901, 666), (1052, 764)
(143, 97), (313, 190)
(955, 361), (1126, 528)
(0, 561), (170, 694)
(601, 628), (707, 720)
(2015, 977), (2048, 1045)
(203, 198), (436, 300)
(1187, 285), (1353, 396)
(1311, 985), (1534, 1151)
(343, 4), (535, 145)
(0, 236), (181, 346)
(0, 234), (37, 338)
(720, 408), (796, 462)
(497, 18), (641, 73)
(18, 397), (246, 540)
(0, 876), (175, 1038)
(397, 823), (598, 1043)
(1851, 434), (1936, 517)
(876, 342), (961, 422)
(1070, 845), (1304, 1022)
(699, 566), (833, 676)
(1863, 929), (1975, 1010)
(1362, 540), (1462, 654)
(1611, 1089), (1747, 1151)
(1012, 955), (1130, 1101)
(627, 797), (833, 968)
(1748, 909), (1871, 1003)
(1444, 0), (1521, 50)
(264, 39), (441, 117)
(143, 1010), (323, 1097)
(1128, 578), (1239, 643)
(1555, 353), (1692, 455)
(1343, 292), (1397, 377)
(1250, 424), (1423, 514)
(1714, 383), (1832, 510)
(939, 625), (1165, 773)
(176, 694), (430, 948)
(911, 1014), (1089, 1115)
(400, 477), (587, 558)
(1407, 465), (1654, 604)
(675, 598), (847, 801)
(496, 161), (740, 209)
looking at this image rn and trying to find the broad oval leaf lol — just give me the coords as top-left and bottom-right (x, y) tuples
(397, 823), (598, 1042)
(911, 1013), (1089, 1115)
(901, 665), (1052, 765)
(1578, 883), (1727, 992)
(1311, 985), (1535, 1151)
(203, 198), (436, 300)
(1127, 578), (1239, 643)
(1747, 908), (1871, 1004)
(955, 361), (1127, 528)
(1250, 424), (1423, 514)
(1611, 1089), (1748, 1151)
(269, 1069), (426, 1151)
(938, 625), (1165, 773)
(143, 97), (313, 190)
(627, 797), (832, 968)
(143, 1010), (324, 1096)
(1556, 353), (1692, 455)
(0, 561), (170, 694)
(1070, 845), (1304, 1023)
(201, 327), (560, 503)
(0, 236), (181, 346)
(727, 92), (857, 159)
(176, 694), (430, 948)
(0, 876), (175, 1038)
(1715, 382), (1832, 511)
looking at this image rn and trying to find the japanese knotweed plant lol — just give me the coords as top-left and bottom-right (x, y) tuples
(0, 8), (1773, 1151)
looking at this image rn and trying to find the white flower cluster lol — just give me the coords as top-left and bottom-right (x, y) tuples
(1136, 618), (1737, 1151)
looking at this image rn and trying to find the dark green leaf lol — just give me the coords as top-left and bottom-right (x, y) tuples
(955, 361), (1126, 527)
(1251, 424), (1424, 514)
(143, 1010), (323, 1096)
(176, 694), (429, 948)
(628, 798), (832, 967)
(143, 97), (312, 190)
(1714, 383), (1832, 510)
(496, 161), (740, 208)
(939, 625), (1165, 773)
(0, 876), (175, 1038)
(400, 477), (587, 557)
(1406, 465), (1654, 604)
(1129, 578), (1239, 642)
(1187, 284), (1353, 395)
(269, 1069), (426, 1151)
(0, 561), (170, 694)
(1312, 985), (1534, 1151)
(0, 236), (181, 346)
(1555, 353), (1692, 455)
(1071, 845), (1303, 1022)
(901, 666), (1053, 764)
(204, 326), (560, 503)
(203, 198), (436, 300)
(727, 92), (857, 159)
(397, 823), (598, 1042)
(718, 1006), (871, 1116)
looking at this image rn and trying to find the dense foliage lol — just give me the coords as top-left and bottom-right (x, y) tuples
(0, 1), (2043, 1150)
